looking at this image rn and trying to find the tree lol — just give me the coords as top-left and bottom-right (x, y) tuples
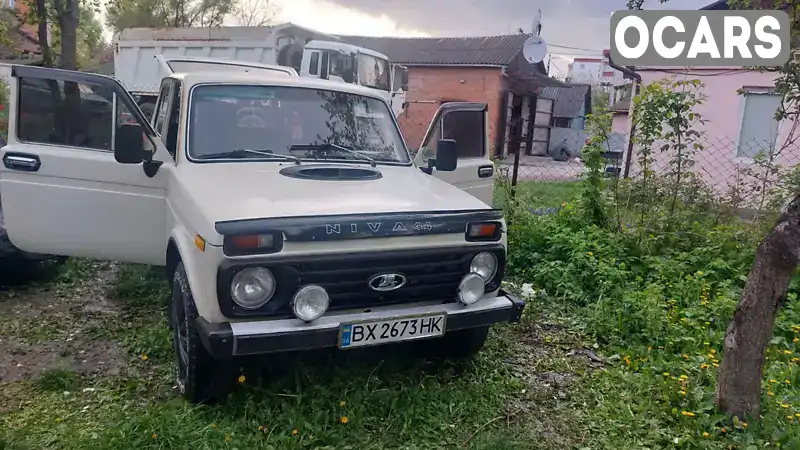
(627, 0), (800, 420)
(105, 0), (236, 33)
(231, 0), (276, 26)
(21, 0), (105, 69)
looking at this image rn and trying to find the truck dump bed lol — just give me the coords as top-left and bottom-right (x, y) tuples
(114, 27), (279, 95)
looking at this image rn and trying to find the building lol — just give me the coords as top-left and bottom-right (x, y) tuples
(608, 0), (796, 196)
(338, 34), (566, 157)
(567, 55), (624, 90)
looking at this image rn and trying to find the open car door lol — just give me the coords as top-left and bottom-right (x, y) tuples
(414, 102), (495, 205)
(0, 66), (171, 265)
(155, 55), (299, 77)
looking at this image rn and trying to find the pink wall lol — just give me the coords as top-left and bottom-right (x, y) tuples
(615, 68), (797, 199)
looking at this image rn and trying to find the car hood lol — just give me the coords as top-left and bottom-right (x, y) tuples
(178, 162), (491, 229)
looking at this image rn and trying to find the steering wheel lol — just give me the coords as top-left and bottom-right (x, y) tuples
(236, 112), (266, 128)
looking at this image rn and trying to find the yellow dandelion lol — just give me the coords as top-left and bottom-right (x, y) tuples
(768, 391), (774, 396)
(225, 435), (231, 442)
(702, 432), (710, 438)
(237, 374), (246, 384)
(292, 429), (298, 436)
(742, 422), (748, 428)
(795, 338), (799, 343)
(587, 252), (593, 256)
(703, 342), (710, 346)
(786, 380), (792, 385)
(697, 271), (704, 276)
(211, 423), (216, 428)
(151, 434), (157, 439)
(785, 350), (793, 355)
(721, 427), (727, 433)
(781, 403), (790, 409)
(679, 375), (688, 380)
(341, 416), (349, 424)
(258, 425), (264, 432)
(713, 363), (719, 368)
(679, 390), (687, 395)
(663, 372), (670, 376)
(710, 349), (716, 354)
(561, 202), (567, 207)
(700, 364), (709, 369)
(682, 354), (689, 360)
(339, 401), (346, 407)
(770, 379), (778, 384)
(141, 354), (149, 361)
(795, 413), (800, 418)
(789, 416), (795, 421)
(681, 411), (695, 417)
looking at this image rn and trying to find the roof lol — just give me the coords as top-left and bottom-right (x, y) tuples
(608, 95), (631, 113)
(699, 0), (727, 10)
(175, 71), (390, 100)
(336, 34), (533, 66)
(539, 83), (591, 118)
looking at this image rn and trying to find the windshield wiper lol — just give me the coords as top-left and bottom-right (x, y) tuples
(196, 148), (301, 165)
(289, 143), (376, 167)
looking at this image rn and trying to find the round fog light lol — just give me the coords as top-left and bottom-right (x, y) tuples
(458, 273), (485, 305)
(470, 252), (498, 282)
(230, 267), (276, 310)
(292, 285), (330, 322)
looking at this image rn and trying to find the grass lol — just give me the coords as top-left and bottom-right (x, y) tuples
(0, 263), (590, 449)
(494, 181), (582, 211)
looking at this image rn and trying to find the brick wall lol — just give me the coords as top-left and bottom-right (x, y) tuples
(395, 66), (506, 157)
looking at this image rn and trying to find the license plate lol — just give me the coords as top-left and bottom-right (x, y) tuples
(338, 313), (447, 349)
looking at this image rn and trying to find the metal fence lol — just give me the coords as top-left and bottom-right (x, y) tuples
(496, 132), (800, 212)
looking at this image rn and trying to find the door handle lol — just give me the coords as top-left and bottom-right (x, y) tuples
(3, 152), (41, 172)
(478, 165), (494, 178)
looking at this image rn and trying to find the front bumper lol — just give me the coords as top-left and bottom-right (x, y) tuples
(196, 290), (525, 359)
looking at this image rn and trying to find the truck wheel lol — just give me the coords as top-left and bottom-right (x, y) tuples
(171, 262), (233, 404)
(435, 326), (490, 359)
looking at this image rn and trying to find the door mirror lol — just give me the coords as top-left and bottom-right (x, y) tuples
(435, 139), (458, 171)
(115, 123), (146, 164)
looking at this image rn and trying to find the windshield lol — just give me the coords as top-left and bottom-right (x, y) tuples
(188, 84), (410, 164)
(357, 54), (390, 91)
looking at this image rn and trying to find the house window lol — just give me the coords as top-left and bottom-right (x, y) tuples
(737, 89), (782, 159)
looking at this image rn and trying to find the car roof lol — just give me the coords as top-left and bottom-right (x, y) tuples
(167, 72), (388, 101)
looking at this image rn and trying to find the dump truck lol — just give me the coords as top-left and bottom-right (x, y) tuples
(112, 24), (408, 118)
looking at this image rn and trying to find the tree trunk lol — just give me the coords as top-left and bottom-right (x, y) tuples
(53, 0), (79, 70)
(33, 0), (53, 67)
(715, 192), (800, 419)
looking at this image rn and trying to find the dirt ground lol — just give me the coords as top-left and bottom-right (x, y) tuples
(0, 261), (126, 383)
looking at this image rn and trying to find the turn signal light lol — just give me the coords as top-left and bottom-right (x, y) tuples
(223, 233), (282, 256)
(466, 222), (502, 242)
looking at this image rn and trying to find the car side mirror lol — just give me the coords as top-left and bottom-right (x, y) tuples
(115, 123), (146, 164)
(435, 139), (458, 171)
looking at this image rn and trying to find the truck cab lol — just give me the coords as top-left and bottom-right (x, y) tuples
(0, 66), (522, 403)
(299, 41), (407, 116)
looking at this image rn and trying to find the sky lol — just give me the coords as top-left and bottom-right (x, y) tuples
(270, 0), (711, 76)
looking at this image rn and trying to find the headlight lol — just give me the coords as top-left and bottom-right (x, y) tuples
(230, 267), (276, 310)
(458, 273), (485, 305)
(470, 252), (498, 283)
(292, 285), (330, 322)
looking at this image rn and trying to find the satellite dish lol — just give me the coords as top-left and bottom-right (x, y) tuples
(523, 35), (547, 64)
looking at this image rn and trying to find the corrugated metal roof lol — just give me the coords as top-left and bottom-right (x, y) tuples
(609, 95), (631, 113)
(336, 34), (532, 66)
(539, 83), (591, 118)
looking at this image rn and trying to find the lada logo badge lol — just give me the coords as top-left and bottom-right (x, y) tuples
(367, 273), (407, 292)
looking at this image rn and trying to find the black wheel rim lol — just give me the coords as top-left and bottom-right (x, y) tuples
(174, 292), (190, 386)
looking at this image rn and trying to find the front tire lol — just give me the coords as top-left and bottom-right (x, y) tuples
(171, 262), (233, 403)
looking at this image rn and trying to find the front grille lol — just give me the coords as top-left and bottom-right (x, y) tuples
(217, 245), (505, 318)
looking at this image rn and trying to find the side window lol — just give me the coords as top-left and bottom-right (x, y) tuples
(18, 77), (115, 150)
(309, 52), (319, 76)
(442, 110), (485, 158)
(164, 81), (181, 158)
(153, 82), (172, 135)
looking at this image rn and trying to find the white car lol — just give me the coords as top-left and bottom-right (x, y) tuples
(0, 64), (524, 403)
